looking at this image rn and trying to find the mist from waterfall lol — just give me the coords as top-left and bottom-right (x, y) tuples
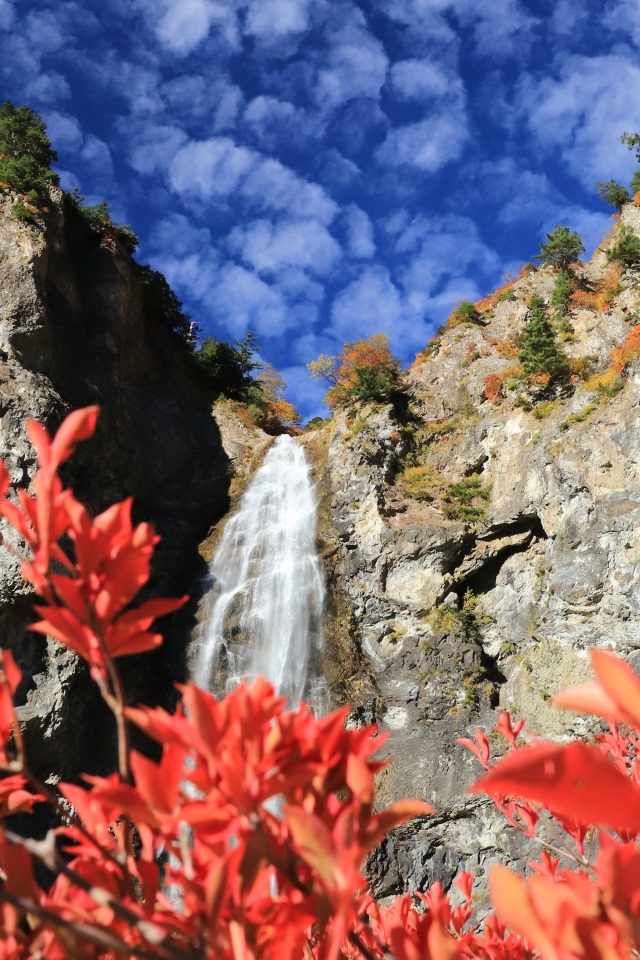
(194, 435), (326, 710)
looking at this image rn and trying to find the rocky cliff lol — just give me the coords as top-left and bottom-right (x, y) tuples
(0, 188), (230, 780)
(313, 202), (640, 897)
(4, 177), (640, 900)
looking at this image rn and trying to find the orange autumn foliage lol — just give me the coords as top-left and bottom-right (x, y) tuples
(495, 337), (519, 359)
(482, 373), (504, 403)
(308, 334), (401, 408)
(568, 265), (623, 314)
(584, 323), (640, 393)
(611, 323), (640, 373)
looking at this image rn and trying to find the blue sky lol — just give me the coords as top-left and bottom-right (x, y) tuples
(2, 0), (640, 420)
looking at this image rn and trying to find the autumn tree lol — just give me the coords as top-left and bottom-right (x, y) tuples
(254, 362), (302, 431)
(534, 225), (585, 271)
(307, 333), (401, 407)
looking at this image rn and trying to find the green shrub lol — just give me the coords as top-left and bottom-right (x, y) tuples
(454, 300), (482, 324)
(350, 366), (397, 402)
(631, 170), (640, 194)
(606, 225), (640, 268)
(597, 179), (630, 211)
(495, 288), (516, 303)
(444, 474), (491, 522)
(398, 464), (441, 502)
(68, 190), (139, 255)
(10, 197), (38, 224)
(559, 403), (598, 431)
(532, 401), (556, 420)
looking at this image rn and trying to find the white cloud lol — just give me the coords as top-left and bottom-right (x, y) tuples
(603, 0), (640, 47)
(330, 265), (433, 357)
(277, 363), (327, 421)
(388, 212), (501, 300)
(389, 60), (458, 102)
(370, 0), (459, 49)
(208, 264), (296, 338)
(161, 75), (242, 131)
(290, 331), (339, 364)
(243, 96), (323, 150)
(453, 0), (539, 58)
(24, 71), (71, 105)
(272, 267), (324, 302)
(80, 135), (114, 182)
(331, 266), (402, 340)
(43, 111), (83, 152)
(165, 136), (338, 223)
(375, 113), (469, 173)
(135, 0), (240, 55)
(96, 57), (163, 116)
(549, 0), (589, 37)
(239, 157), (338, 223)
(484, 159), (612, 258)
(228, 219), (341, 277)
(147, 215), (220, 302)
(344, 205), (375, 258)
(127, 124), (187, 175)
(516, 54), (640, 186)
(244, 0), (313, 40)
(0, 0), (15, 30)
(169, 137), (256, 199)
(316, 41), (388, 109)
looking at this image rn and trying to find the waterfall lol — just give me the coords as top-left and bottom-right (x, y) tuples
(194, 435), (326, 709)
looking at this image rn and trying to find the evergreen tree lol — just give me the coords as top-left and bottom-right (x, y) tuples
(550, 270), (574, 312)
(194, 331), (262, 400)
(136, 264), (196, 343)
(0, 100), (59, 196)
(534, 225), (584, 271)
(606, 225), (640, 268)
(597, 179), (630, 211)
(518, 296), (570, 380)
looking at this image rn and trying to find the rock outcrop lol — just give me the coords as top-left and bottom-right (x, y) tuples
(0, 188), (229, 780)
(315, 203), (640, 896)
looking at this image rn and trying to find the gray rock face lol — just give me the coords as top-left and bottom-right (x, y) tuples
(316, 204), (640, 895)
(0, 189), (229, 781)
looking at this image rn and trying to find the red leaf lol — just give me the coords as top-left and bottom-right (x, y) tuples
(556, 650), (640, 730)
(49, 406), (99, 468)
(472, 740), (640, 833)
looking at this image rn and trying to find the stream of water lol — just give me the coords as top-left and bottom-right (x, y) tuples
(194, 435), (326, 709)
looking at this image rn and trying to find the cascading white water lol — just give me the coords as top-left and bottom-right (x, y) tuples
(194, 435), (326, 709)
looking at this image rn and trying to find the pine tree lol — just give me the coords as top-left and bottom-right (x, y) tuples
(518, 296), (570, 380)
(0, 100), (59, 196)
(534, 225), (584, 271)
(597, 179), (630, 211)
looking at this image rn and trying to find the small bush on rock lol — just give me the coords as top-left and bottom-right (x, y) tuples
(606, 225), (640, 268)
